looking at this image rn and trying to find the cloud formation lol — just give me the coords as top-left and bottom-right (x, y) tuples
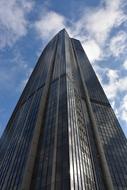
(109, 31), (127, 57)
(123, 60), (127, 70)
(103, 69), (127, 100)
(34, 0), (127, 62)
(0, 0), (34, 48)
(35, 11), (66, 40)
(120, 95), (127, 123)
(82, 0), (127, 44)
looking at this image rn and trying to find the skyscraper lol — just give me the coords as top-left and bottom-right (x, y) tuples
(0, 29), (127, 190)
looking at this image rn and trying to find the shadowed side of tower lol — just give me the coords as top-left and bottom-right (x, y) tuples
(0, 29), (127, 190)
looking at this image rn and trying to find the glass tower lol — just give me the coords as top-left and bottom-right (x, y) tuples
(0, 29), (127, 190)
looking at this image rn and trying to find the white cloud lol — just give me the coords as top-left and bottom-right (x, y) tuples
(84, 9), (117, 44)
(114, 95), (127, 133)
(0, 0), (34, 49)
(74, 0), (127, 62)
(120, 95), (127, 123)
(34, 0), (127, 62)
(103, 69), (119, 99)
(109, 31), (127, 57)
(103, 69), (127, 100)
(72, 0), (127, 44)
(123, 60), (127, 70)
(82, 40), (102, 63)
(106, 69), (119, 82)
(35, 11), (66, 40)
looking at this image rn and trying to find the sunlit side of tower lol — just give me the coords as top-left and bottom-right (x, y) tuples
(0, 29), (127, 190)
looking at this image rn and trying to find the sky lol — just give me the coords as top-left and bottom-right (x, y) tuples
(0, 0), (127, 137)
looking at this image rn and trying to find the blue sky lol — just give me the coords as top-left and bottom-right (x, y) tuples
(0, 0), (127, 136)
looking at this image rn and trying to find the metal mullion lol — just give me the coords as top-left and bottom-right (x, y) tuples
(71, 39), (114, 190)
(9, 90), (42, 189)
(1, 94), (36, 190)
(45, 86), (56, 187)
(41, 95), (54, 187)
(70, 83), (77, 190)
(0, 103), (28, 188)
(77, 102), (88, 190)
(75, 98), (85, 190)
(37, 88), (52, 189)
(69, 40), (81, 189)
(79, 100), (88, 190)
(105, 108), (126, 187)
(74, 94), (84, 190)
(20, 35), (59, 190)
(70, 79), (77, 190)
(71, 40), (98, 190)
(95, 105), (118, 187)
(71, 39), (97, 189)
(51, 36), (61, 189)
(85, 106), (104, 189)
(45, 86), (57, 187)
(109, 110), (127, 160)
(0, 109), (21, 163)
(67, 78), (74, 190)
(71, 86), (80, 190)
(7, 102), (33, 189)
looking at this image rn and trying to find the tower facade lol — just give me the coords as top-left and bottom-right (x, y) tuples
(0, 29), (127, 190)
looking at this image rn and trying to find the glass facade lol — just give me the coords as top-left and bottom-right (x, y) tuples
(72, 38), (127, 190)
(0, 29), (127, 190)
